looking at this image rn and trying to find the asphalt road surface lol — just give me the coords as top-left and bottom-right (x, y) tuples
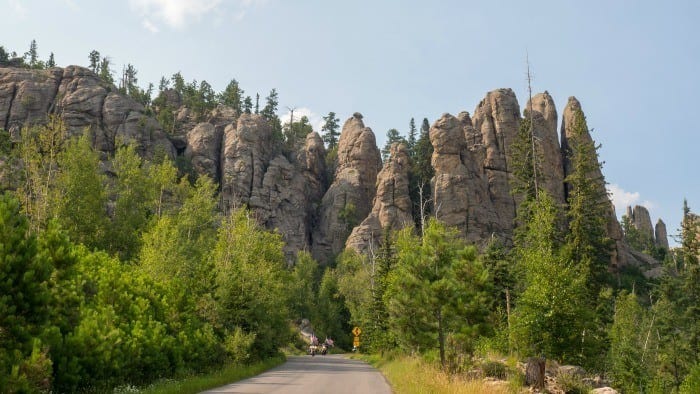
(201, 354), (392, 394)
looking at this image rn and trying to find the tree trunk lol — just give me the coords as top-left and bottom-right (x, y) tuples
(525, 357), (545, 389)
(437, 311), (445, 369)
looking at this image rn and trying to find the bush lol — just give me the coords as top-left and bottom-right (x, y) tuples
(557, 372), (592, 394)
(481, 360), (508, 380)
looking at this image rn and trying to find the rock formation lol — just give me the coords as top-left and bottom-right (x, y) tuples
(0, 66), (174, 158)
(655, 219), (669, 250)
(220, 114), (327, 262)
(185, 122), (222, 182)
(525, 91), (565, 205)
(312, 113), (382, 263)
(628, 205), (655, 242)
(1, 64), (672, 270)
(345, 142), (413, 255)
(431, 113), (503, 244)
(469, 88), (520, 237)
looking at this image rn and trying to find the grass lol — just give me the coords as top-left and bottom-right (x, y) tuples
(137, 355), (286, 394)
(360, 354), (522, 394)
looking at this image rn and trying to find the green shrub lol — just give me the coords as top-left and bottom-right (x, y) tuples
(481, 360), (508, 379)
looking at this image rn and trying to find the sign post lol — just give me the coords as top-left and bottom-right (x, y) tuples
(352, 326), (362, 350)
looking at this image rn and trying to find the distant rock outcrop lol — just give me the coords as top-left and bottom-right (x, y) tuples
(346, 142), (413, 255)
(628, 205), (655, 242)
(312, 113), (382, 263)
(655, 219), (669, 249)
(2, 65), (673, 271)
(0, 66), (174, 158)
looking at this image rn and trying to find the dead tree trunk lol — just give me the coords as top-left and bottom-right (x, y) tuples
(525, 357), (545, 390)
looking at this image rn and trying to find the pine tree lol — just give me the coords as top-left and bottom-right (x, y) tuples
(407, 118), (417, 154)
(219, 78), (243, 113)
(26, 39), (39, 69)
(260, 88), (279, 120)
(321, 111), (340, 150)
(409, 118), (434, 231)
(243, 96), (253, 114)
(387, 219), (492, 367)
(88, 50), (101, 73)
(382, 128), (405, 162)
(365, 229), (396, 353)
(562, 108), (613, 293)
(46, 52), (55, 68)
(98, 57), (114, 85)
(254, 93), (260, 114)
(511, 192), (592, 364)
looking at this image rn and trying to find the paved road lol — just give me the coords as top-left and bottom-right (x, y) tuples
(201, 354), (392, 394)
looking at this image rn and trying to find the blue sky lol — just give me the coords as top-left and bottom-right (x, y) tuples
(3, 0), (698, 245)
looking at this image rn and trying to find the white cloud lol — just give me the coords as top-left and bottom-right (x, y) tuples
(8, 0), (27, 18)
(62, 0), (79, 11)
(129, 0), (222, 29)
(279, 107), (324, 133)
(142, 18), (160, 33)
(607, 183), (655, 217)
(129, 0), (265, 31)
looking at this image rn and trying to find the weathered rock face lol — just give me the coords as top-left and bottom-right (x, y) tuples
(346, 142), (413, 254)
(655, 219), (669, 250)
(431, 113), (503, 244)
(526, 91), (565, 205)
(185, 122), (222, 182)
(470, 88), (520, 235)
(220, 114), (327, 262)
(0, 66), (174, 158)
(629, 205), (654, 242)
(561, 97), (625, 267)
(220, 114), (273, 209)
(312, 113), (382, 263)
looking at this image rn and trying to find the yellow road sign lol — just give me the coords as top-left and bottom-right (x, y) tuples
(352, 326), (362, 336)
(353, 338), (360, 347)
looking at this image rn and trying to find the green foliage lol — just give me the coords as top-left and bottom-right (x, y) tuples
(386, 219), (493, 367)
(218, 78), (243, 114)
(109, 144), (152, 260)
(562, 108), (613, 292)
(321, 111), (340, 150)
(608, 291), (652, 392)
(316, 267), (352, 349)
(0, 193), (53, 391)
(681, 363), (700, 394)
(53, 130), (109, 249)
(212, 209), (291, 358)
(289, 252), (320, 322)
(408, 119), (434, 230)
(510, 193), (593, 365)
(381, 128), (405, 162)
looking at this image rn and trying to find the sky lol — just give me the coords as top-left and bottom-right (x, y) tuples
(2, 0), (698, 245)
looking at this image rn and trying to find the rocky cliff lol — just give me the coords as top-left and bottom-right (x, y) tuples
(0, 66), (173, 158)
(0, 65), (665, 269)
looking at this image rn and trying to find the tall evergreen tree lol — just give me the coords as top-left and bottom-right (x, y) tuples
(98, 57), (114, 85)
(46, 52), (55, 68)
(386, 219), (492, 367)
(26, 39), (39, 69)
(243, 96), (253, 114)
(88, 50), (101, 73)
(382, 128), (405, 162)
(321, 111), (340, 150)
(218, 78), (243, 113)
(407, 118), (417, 154)
(254, 93), (260, 114)
(562, 108), (612, 292)
(409, 119), (434, 231)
